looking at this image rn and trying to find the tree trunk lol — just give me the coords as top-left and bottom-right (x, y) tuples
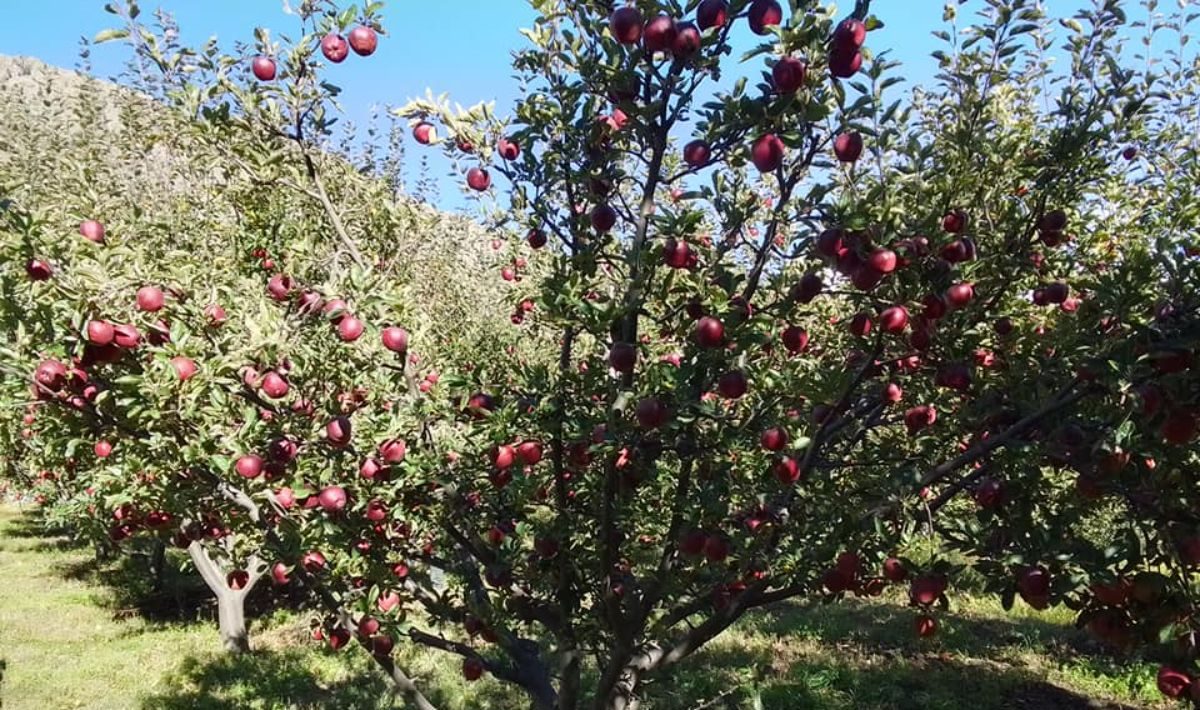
(187, 540), (259, 654)
(148, 538), (166, 593)
(216, 588), (250, 653)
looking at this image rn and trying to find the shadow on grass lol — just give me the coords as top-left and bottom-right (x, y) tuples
(137, 647), (398, 710)
(640, 599), (1152, 710)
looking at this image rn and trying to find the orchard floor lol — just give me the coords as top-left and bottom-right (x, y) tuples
(0, 504), (1167, 710)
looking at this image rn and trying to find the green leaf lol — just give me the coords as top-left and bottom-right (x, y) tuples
(93, 28), (130, 44)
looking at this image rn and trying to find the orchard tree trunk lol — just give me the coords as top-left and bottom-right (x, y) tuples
(186, 540), (262, 654)
(148, 538), (166, 593)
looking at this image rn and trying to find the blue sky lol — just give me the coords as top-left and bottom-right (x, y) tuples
(0, 1), (1154, 206)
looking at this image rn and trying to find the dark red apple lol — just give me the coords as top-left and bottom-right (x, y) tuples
(944, 282), (974, 309)
(772, 56), (807, 93)
(635, 397), (669, 429)
(683, 139), (711, 168)
(25, 259), (52, 281)
(910, 574), (947, 606)
(348, 26), (378, 56)
(879, 305), (909, 334)
(610, 6), (644, 45)
(914, 614), (938, 638)
(760, 426), (788, 451)
(833, 132), (863, 162)
(773, 456), (801, 485)
(321, 33), (349, 63)
(781, 325), (809, 354)
(941, 210), (968, 233)
(849, 312), (872, 337)
(833, 18), (867, 52)
(1157, 666), (1192, 699)
(517, 441), (543, 466)
(498, 137), (520, 160)
(326, 416), (352, 447)
(694, 316), (725, 347)
(696, 0), (728, 30)
(883, 557), (907, 582)
(672, 21), (701, 57)
(170, 356), (197, 382)
(643, 14), (676, 52)
(462, 657), (485, 681)
(748, 0), (782, 35)
(716, 370), (748, 399)
(608, 342), (637, 373)
(703, 535), (730, 562)
(591, 204), (617, 232)
(751, 133), (785, 172)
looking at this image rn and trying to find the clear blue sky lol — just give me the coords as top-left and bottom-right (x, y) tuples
(0, 1), (1159, 207)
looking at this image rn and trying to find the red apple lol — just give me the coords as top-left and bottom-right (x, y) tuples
(413, 122), (435, 144)
(834, 19), (867, 51)
(716, 370), (748, 399)
(833, 132), (863, 162)
(703, 535), (730, 562)
(696, 0), (728, 30)
(321, 33), (349, 63)
(879, 306), (909, 334)
(271, 562), (290, 585)
(772, 56), (807, 93)
(267, 274), (293, 301)
(643, 14), (677, 52)
(910, 574), (947, 606)
(498, 137), (520, 160)
(170, 356), (197, 382)
(79, 219), (106, 243)
(338, 315), (364, 342)
(227, 570), (250, 590)
(517, 441), (543, 466)
(235, 454), (263, 479)
(751, 133), (785, 172)
(465, 167), (493, 192)
(672, 21), (701, 57)
(527, 228), (547, 249)
(773, 456), (802, 485)
(760, 426), (788, 451)
(608, 342), (637, 373)
(251, 56), (276, 81)
(683, 139), (711, 168)
(86, 320), (114, 346)
(318, 485), (348, 513)
(135, 286), (164, 312)
(381, 326), (409, 353)
(462, 657), (485, 682)
(610, 6), (644, 45)
(379, 439), (407, 464)
(781, 325), (809, 354)
(1157, 666), (1192, 699)
(635, 397), (669, 429)
(944, 282), (974, 309)
(326, 416), (352, 447)
(591, 204), (617, 232)
(694, 316), (725, 347)
(883, 557), (907, 582)
(849, 312), (872, 337)
(348, 26), (378, 56)
(748, 0), (782, 35)
(829, 48), (862, 78)
(942, 210), (968, 233)
(914, 614), (938, 638)
(25, 259), (52, 281)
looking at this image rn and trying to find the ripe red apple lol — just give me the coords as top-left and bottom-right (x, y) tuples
(413, 122), (435, 144)
(491, 444), (516, 470)
(716, 370), (748, 399)
(773, 456), (802, 485)
(86, 320), (114, 346)
(301, 550), (327, 573)
(321, 33), (349, 63)
(379, 439), (407, 464)
(462, 656), (485, 681)
(760, 426), (788, 451)
(772, 56), (807, 93)
(974, 477), (1004, 509)
(348, 25), (378, 56)
(643, 14), (677, 52)
(696, 0), (728, 30)
(914, 614), (938, 638)
(608, 342), (637, 373)
(1157, 666), (1193, 699)
(882, 382), (903, 404)
(251, 56), (276, 81)
(337, 315), (364, 342)
(829, 48), (862, 78)
(498, 137), (520, 160)
(94, 439), (113, 458)
(79, 219), (106, 243)
(260, 371), (289, 399)
(527, 228), (547, 249)
(944, 282), (974, 309)
(466, 167), (491, 191)
(266, 274), (293, 302)
(517, 441), (543, 466)
(683, 139), (711, 168)
(672, 21), (701, 57)
(235, 454), (263, 479)
(941, 209), (968, 233)
(270, 562), (290, 585)
(1122, 146), (1138, 161)
(833, 132), (863, 162)
(867, 247), (897, 274)
(135, 286), (164, 312)
(849, 312), (872, 337)
(879, 306), (909, 334)
(269, 438), (297, 463)
(326, 416), (352, 447)
(751, 133), (785, 172)
(591, 204), (617, 232)
(748, 0), (782, 35)
(694, 316), (725, 347)
(227, 570), (250, 590)
(170, 356), (197, 382)
(381, 326), (409, 353)
(781, 325), (809, 354)
(1017, 565), (1051, 608)
(904, 405), (937, 434)
(909, 574), (947, 606)
(635, 397), (669, 429)
(834, 18), (867, 52)
(882, 557), (907, 582)
(25, 259), (52, 281)
(610, 6), (644, 44)
(318, 485), (348, 513)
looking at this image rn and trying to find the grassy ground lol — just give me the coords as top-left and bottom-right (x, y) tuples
(0, 504), (1165, 709)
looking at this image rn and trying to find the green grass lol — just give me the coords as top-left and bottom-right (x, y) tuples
(0, 504), (1164, 709)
